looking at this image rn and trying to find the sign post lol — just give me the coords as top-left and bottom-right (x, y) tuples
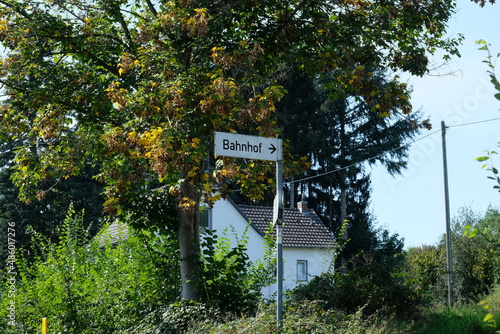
(215, 132), (283, 332)
(275, 135), (284, 332)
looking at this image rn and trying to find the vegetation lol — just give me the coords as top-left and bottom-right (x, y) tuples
(274, 67), (424, 267)
(476, 40), (500, 195)
(0, 138), (104, 271)
(0, 1), (499, 334)
(1, 208), (181, 333)
(0, 0), (462, 299)
(2, 205), (499, 333)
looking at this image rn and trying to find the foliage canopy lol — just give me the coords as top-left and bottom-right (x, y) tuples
(0, 0), (462, 299)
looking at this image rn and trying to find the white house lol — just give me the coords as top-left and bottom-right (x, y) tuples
(205, 199), (336, 296)
(103, 198), (336, 297)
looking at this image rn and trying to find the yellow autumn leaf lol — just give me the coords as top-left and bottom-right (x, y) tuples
(191, 137), (201, 148)
(203, 182), (212, 192)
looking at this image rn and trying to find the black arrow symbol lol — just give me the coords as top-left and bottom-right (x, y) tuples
(269, 143), (276, 155)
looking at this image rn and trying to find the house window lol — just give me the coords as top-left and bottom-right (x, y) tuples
(200, 207), (212, 230)
(297, 260), (308, 281)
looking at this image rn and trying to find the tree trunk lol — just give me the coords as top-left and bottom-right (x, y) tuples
(339, 107), (348, 271)
(177, 176), (201, 301)
(328, 170), (334, 232)
(339, 171), (348, 271)
(289, 175), (295, 209)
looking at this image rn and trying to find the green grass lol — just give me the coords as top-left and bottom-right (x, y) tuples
(411, 305), (497, 334)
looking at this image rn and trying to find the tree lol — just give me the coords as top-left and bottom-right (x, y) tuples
(476, 41), (500, 194)
(405, 244), (445, 301)
(451, 207), (500, 303)
(277, 68), (424, 267)
(0, 0), (461, 300)
(406, 207), (500, 304)
(0, 135), (103, 271)
(471, 0), (496, 7)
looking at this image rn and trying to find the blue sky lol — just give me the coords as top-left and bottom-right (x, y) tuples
(370, 1), (500, 248)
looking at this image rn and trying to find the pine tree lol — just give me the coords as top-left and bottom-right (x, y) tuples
(276, 68), (422, 266)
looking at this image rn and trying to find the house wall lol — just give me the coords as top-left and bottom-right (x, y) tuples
(261, 247), (335, 297)
(210, 199), (265, 262)
(211, 200), (335, 298)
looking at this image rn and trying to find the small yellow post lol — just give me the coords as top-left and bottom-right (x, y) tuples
(42, 317), (48, 334)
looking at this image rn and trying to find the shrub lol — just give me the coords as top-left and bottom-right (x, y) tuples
(0, 207), (180, 333)
(196, 228), (260, 314)
(480, 284), (500, 329)
(290, 261), (422, 319)
(121, 301), (226, 334)
(186, 301), (412, 334)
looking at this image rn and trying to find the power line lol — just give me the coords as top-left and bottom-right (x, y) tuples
(287, 128), (441, 185)
(447, 117), (500, 128)
(287, 116), (500, 185)
(228, 116), (500, 191)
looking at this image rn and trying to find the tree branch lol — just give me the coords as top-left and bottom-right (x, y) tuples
(144, 0), (158, 17)
(0, 0), (31, 20)
(115, 10), (134, 50)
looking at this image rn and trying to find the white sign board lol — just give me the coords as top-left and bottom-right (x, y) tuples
(215, 132), (282, 161)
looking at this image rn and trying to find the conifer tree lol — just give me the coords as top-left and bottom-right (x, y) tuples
(277, 68), (423, 266)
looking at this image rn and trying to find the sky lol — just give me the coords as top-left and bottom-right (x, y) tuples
(370, 1), (500, 248)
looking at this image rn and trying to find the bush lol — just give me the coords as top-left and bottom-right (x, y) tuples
(290, 262), (422, 319)
(121, 301), (226, 334)
(196, 228), (260, 314)
(0, 207), (180, 333)
(186, 301), (411, 334)
(480, 284), (500, 330)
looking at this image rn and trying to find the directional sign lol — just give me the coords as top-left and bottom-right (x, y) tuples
(215, 131), (284, 330)
(215, 132), (282, 161)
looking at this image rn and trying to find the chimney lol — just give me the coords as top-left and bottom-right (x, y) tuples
(297, 201), (308, 214)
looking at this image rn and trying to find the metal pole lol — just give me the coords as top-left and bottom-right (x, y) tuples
(441, 121), (454, 308)
(42, 317), (48, 334)
(275, 135), (284, 332)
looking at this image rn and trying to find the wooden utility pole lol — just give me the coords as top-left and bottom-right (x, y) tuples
(441, 120), (454, 308)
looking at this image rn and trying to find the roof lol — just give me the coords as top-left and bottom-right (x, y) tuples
(98, 200), (336, 249)
(98, 221), (129, 247)
(232, 202), (336, 248)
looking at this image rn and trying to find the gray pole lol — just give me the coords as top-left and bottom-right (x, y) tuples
(441, 121), (454, 308)
(275, 135), (284, 331)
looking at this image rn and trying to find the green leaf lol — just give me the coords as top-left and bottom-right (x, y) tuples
(468, 229), (479, 238)
(463, 225), (472, 236)
(476, 156), (489, 162)
(483, 313), (494, 322)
